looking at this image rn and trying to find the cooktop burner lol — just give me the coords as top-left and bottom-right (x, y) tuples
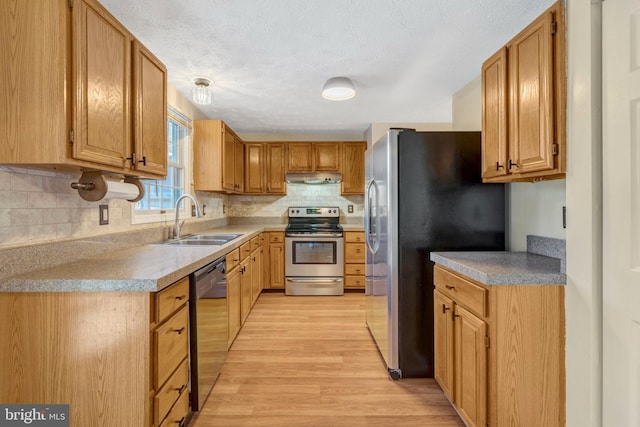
(286, 206), (342, 236)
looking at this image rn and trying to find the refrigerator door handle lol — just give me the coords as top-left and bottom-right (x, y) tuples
(365, 178), (374, 253)
(365, 179), (380, 254)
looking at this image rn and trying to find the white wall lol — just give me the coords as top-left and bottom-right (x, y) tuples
(365, 122), (452, 147)
(565, 0), (603, 425)
(451, 76), (567, 250)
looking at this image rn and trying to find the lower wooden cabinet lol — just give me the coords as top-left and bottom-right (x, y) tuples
(227, 265), (241, 348)
(344, 231), (365, 289)
(240, 256), (251, 324)
(433, 265), (565, 427)
(268, 232), (285, 289)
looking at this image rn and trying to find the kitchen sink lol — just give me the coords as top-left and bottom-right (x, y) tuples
(154, 233), (242, 246)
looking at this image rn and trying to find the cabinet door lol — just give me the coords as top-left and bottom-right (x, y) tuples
(266, 143), (286, 194)
(240, 258), (251, 324)
(251, 249), (262, 305)
(227, 268), (241, 347)
(269, 242), (285, 289)
(261, 234), (271, 289)
(234, 138), (245, 193)
(314, 142), (340, 171)
(481, 48), (508, 180)
(434, 291), (455, 402)
(508, 10), (555, 175)
(222, 126), (235, 191)
(244, 143), (264, 193)
(341, 142), (366, 194)
(454, 305), (487, 427)
(73, 0), (131, 169)
(132, 40), (167, 176)
(287, 142), (313, 171)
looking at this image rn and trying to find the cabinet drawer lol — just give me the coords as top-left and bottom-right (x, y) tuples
(226, 248), (240, 271)
(434, 266), (487, 317)
(345, 243), (366, 263)
(259, 233), (268, 245)
(240, 242), (251, 260)
(156, 277), (189, 324)
(345, 275), (365, 288)
(251, 236), (260, 251)
(344, 231), (365, 243)
(159, 388), (189, 427)
(345, 264), (365, 276)
(154, 358), (189, 425)
(269, 232), (284, 243)
(154, 305), (189, 388)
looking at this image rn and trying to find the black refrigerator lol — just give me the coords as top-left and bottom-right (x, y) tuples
(364, 129), (505, 379)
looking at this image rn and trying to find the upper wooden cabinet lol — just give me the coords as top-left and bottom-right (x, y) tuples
(0, 0), (167, 179)
(193, 120), (244, 194)
(481, 1), (565, 182)
(243, 142), (287, 194)
(341, 142), (366, 195)
(286, 142), (340, 172)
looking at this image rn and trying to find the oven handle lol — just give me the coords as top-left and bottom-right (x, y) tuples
(286, 278), (343, 283)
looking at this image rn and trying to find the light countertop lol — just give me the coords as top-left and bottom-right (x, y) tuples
(430, 251), (566, 285)
(2, 225), (268, 292)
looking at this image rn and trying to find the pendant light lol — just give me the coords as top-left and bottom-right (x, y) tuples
(191, 78), (212, 105)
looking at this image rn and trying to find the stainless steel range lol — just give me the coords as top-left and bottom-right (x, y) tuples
(285, 207), (344, 296)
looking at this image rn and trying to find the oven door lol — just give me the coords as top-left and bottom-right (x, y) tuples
(285, 236), (344, 277)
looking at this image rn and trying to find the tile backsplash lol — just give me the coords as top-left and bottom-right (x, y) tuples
(227, 183), (364, 224)
(0, 167), (363, 248)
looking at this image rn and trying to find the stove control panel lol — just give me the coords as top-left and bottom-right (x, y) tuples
(288, 207), (340, 217)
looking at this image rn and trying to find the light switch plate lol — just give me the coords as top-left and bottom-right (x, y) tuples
(99, 205), (109, 225)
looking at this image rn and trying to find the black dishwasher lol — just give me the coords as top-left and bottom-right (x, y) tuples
(189, 255), (228, 412)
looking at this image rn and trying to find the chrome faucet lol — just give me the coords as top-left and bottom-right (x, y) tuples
(173, 193), (202, 239)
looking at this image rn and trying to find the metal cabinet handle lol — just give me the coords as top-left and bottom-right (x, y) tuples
(442, 304), (450, 314)
(496, 162), (504, 170)
(445, 285), (455, 290)
(174, 384), (186, 394)
(175, 295), (186, 301)
(173, 327), (185, 334)
(509, 159), (518, 169)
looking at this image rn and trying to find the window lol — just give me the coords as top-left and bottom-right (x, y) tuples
(132, 107), (191, 224)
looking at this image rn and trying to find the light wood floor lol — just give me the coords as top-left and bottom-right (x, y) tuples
(190, 292), (464, 427)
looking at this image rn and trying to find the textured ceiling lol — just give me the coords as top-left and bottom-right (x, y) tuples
(99, 0), (556, 138)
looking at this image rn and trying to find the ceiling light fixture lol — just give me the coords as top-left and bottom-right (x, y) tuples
(321, 77), (356, 101)
(191, 78), (212, 105)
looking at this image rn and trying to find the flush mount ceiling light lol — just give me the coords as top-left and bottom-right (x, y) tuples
(191, 78), (212, 105)
(321, 77), (356, 101)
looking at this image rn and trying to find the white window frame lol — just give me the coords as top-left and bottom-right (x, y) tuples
(131, 106), (193, 225)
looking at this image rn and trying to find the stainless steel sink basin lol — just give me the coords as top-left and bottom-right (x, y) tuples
(154, 233), (242, 246)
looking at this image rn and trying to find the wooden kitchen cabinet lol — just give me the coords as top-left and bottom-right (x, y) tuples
(344, 231), (365, 290)
(244, 142), (287, 194)
(226, 266), (241, 348)
(0, 0), (167, 179)
(481, 1), (565, 182)
(269, 232), (285, 289)
(194, 120), (245, 193)
(433, 265), (565, 427)
(260, 233), (271, 288)
(240, 256), (251, 324)
(286, 142), (340, 172)
(341, 142), (367, 195)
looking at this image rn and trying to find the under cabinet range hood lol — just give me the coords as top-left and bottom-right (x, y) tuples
(285, 172), (342, 184)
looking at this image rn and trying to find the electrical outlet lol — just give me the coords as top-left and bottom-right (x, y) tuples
(348, 205), (354, 213)
(223, 204), (226, 214)
(563, 206), (566, 229)
(191, 204), (196, 217)
(99, 205), (109, 225)
(202, 204), (206, 216)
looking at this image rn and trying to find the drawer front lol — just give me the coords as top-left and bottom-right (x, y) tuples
(159, 388), (189, 427)
(250, 236), (260, 251)
(226, 248), (240, 271)
(240, 242), (252, 260)
(156, 277), (189, 324)
(434, 265), (486, 317)
(344, 231), (365, 243)
(155, 305), (190, 388)
(345, 264), (365, 276)
(344, 243), (365, 263)
(154, 358), (189, 425)
(269, 232), (284, 243)
(345, 275), (365, 288)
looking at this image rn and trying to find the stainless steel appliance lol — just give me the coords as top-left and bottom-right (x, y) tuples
(285, 206), (344, 295)
(365, 129), (505, 379)
(189, 256), (228, 411)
